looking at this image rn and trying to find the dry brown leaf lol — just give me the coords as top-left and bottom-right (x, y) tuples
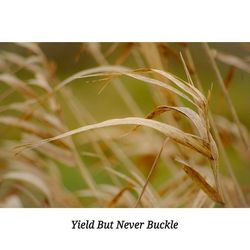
(176, 158), (223, 204)
(145, 105), (207, 138)
(54, 66), (198, 107)
(125, 71), (197, 106)
(151, 69), (207, 107)
(55, 65), (128, 92)
(18, 117), (214, 159)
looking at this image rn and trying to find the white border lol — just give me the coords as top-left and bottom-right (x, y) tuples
(0, 0), (250, 41)
(0, 208), (248, 250)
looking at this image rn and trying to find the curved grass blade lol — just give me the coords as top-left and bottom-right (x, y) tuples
(16, 117), (214, 159)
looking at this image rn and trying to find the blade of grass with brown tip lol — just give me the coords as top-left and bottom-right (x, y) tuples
(17, 117), (214, 160)
(145, 105), (207, 139)
(176, 159), (224, 205)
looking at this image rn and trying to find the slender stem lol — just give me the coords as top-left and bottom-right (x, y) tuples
(135, 138), (168, 207)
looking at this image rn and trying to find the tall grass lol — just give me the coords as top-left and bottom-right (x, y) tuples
(0, 43), (249, 207)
